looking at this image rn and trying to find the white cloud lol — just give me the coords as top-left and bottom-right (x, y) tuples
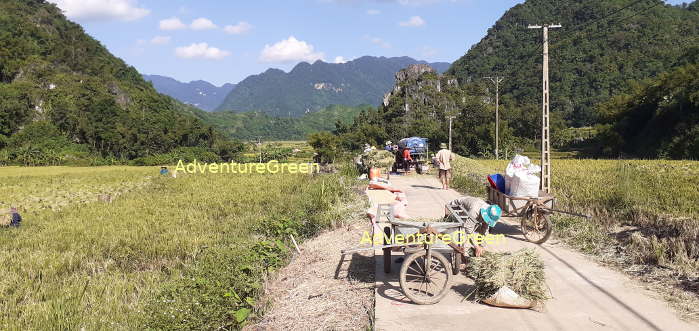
(224, 22), (253, 35)
(190, 17), (217, 30)
(368, 36), (391, 49)
(334, 56), (349, 64)
(259, 36), (325, 63)
(150, 36), (171, 45)
(48, 0), (149, 22)
(367, 9), (381, 15)
(175, 43), (231, 60)
(399, 15), (425, 27)
(160, 17), (187, 30)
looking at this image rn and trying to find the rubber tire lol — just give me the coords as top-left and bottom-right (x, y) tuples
(399, 250), (451, 305)
(383, 226), (392, 273)
(521, 213), (552, 244)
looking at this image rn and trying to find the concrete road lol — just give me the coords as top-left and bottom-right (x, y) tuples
(371, 174), (697, 331)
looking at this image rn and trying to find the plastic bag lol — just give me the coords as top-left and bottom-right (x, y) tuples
(510, 172), (540, 197)
(482, 286), (541, 310)
(526, 164), (541, 174)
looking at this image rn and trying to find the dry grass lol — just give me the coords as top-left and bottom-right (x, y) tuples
(246, 219), (375, 331)
(467, 249), (548, 302)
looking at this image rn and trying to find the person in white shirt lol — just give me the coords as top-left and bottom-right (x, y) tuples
(435, 143), (454, 189)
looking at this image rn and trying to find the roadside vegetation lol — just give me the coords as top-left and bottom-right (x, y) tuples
(0, 165), (360, 329)
(451, 156), (699, 318)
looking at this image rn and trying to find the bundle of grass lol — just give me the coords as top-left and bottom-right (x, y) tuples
(361, 150), (395, 169)
(467, 248), (549, 309)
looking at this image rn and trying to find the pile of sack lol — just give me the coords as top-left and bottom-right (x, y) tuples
(489, 155), (541, 197)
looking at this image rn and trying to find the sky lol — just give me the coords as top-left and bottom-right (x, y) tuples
(47, 0), (688, 86)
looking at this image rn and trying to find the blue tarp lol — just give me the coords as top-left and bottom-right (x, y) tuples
(398, 137), (428, 153)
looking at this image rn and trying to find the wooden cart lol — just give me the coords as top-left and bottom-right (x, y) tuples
(341, 203), (472, 305)
(486, 185), (555, 244)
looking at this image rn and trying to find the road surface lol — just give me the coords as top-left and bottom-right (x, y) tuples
(370, 174), (697, 331)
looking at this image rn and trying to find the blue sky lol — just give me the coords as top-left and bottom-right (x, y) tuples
(48, 0), (688, 86)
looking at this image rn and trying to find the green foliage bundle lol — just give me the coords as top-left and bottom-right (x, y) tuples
(360, 149), (395, 168)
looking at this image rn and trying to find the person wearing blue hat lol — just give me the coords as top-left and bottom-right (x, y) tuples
(446, 196), (502, 257)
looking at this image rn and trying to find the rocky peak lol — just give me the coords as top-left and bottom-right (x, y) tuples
(395, 64), (435, 83)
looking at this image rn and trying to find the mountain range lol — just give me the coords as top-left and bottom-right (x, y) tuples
(214, 56), (450, 117)
(143, 75), (236, 112)
(447, 0), (699, 127)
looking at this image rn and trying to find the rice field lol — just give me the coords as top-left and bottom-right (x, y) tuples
(0, 166), (360, 329)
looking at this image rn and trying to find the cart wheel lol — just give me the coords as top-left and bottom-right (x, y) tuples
(452, 251), (462, 275)
(399, 250), (451, 305)
(383, 226), (392, 273)
(521, 211), (552, 244)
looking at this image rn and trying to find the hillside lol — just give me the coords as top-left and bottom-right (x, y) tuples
(447, 0), (699, 127)
(143, 75), (236, 111)
(595, 61), (699, 159)
(195, 104), (371, 140)
(0, 0), (234, 165)
(216, 56), (450, 117)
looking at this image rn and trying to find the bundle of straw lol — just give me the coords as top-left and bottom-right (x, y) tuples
(361, 150), (395, 169)
(466, 248), (548, 302)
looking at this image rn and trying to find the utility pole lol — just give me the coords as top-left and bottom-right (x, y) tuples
(484, 76), (504, 160)
(257, 137), (262, 163)
(528, 23), (561, 194)
(447, 116), (456, 151)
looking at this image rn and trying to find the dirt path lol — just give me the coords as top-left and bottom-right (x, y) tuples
(372, 174), (698, 331)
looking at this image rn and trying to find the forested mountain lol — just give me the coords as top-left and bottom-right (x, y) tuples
(0, 0), (238, 165)
(594, 61), (699, 159)
(193, 104), (371, 140)
(447, 0), (699, 127)
(143, 75), (236, 111)
(216, 56), (450, 117)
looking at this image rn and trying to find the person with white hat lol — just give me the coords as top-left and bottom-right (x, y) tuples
(446, 196), (502, 257)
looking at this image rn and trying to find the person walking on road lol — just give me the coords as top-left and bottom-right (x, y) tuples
(435, 143), (454, 189)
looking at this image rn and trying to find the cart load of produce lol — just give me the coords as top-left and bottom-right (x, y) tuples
(492, 154), (541, 197)
(398, 137), (428, 153)
(467, 248), (549, 310)
(361, 149), (395, 169)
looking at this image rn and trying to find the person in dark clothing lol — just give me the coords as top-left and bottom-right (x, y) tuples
(10, 207), (21, 227)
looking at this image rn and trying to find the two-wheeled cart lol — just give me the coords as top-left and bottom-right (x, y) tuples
(341, 203), (473, 305)
(486, 185), (591, 244)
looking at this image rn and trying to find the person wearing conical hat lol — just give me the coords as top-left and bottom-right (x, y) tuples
(447, 196), (502, 257)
